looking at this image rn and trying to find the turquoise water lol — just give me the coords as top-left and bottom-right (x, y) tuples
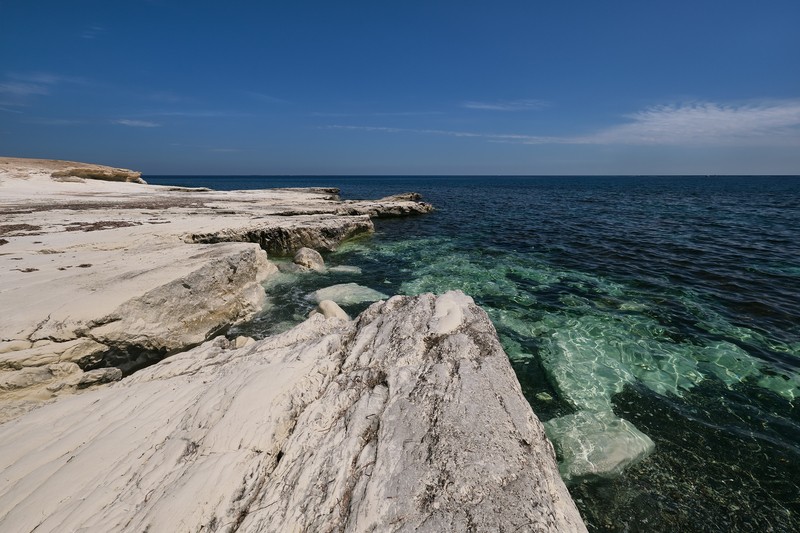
(149, 175), (800, 532)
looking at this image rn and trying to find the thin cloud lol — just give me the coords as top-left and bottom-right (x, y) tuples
(0, 73), (87, 105)
(7, 72), (87, 85)
(146, 91), (185, 103)
(330, 99), (800, 147)
(463, 99), (550, 111)
(578, 101), (800, 146)
(141, 110), (251, 118)
(114, 119), (161, 127)
(310, 111), (444, 118)
(244, 91), (287, 104)
(82, 26), (106, 39)
(26, 118), (86, 126)
(325, 125), (558, 143)
(0, 82), (50, 96)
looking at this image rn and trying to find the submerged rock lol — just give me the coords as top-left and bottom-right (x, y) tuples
(0, 292), (586, 532)
(328, 264), (362, 274)
(544, 410), (655, 483)
(309, 282), (388, 306)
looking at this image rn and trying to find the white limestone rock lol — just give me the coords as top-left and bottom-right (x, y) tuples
(309, 282), (388, 306)
(88, 245), (275, 364)
(293, 247), (325, 271)
(76, 367), (123, 388)
(233, 336), (256, 349)
(0, 292), (586, 532)
(312, 299), (350, 320)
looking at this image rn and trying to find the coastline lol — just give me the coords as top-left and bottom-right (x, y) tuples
(0, 158), (431, 415)
(0, 158), (586, 531)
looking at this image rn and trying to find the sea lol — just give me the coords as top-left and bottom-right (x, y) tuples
(147, 175), (799, 532)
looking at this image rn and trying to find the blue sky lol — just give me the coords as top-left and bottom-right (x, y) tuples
(1, 0), (799, 175)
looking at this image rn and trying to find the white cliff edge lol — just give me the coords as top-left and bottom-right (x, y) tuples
(0, 157), (432, 418)
(0, 292), (586, 532)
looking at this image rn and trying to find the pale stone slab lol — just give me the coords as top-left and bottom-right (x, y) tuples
(0, 292), (586, 532)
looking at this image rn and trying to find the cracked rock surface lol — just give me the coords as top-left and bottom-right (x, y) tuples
(0, 158), (432, 418)
(0, 292), (586, 532)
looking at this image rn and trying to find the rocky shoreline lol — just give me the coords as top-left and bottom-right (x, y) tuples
(0, 158), (586, 531)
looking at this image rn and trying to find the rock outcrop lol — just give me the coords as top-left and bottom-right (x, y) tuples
(293, 246), (326, 271)
(0, 292), (587, 532)
(0, 157), (145, 183)
(0, 157), (433, 416)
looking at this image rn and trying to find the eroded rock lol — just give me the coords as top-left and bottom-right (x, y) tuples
(293, 246), (325, 271)
(76, 367), (123, 388)
(0, 292), (586, 532)
(311, 299), (350, 320)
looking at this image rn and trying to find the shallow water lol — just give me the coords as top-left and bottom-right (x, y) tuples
(149, 175), (800, 531)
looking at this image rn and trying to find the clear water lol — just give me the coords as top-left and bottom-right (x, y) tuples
(148, 175), (800, 532)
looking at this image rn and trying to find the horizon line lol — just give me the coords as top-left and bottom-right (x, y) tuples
(143, 173), (800, 178)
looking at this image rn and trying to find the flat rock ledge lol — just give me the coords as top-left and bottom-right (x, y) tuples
(0, 158), (432, 419)
(0, 292), (586, 532)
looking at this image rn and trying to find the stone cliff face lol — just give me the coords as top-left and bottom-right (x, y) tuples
(0, 292), (586, 532)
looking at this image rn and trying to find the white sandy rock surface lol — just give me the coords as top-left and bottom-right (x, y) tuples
(0, 291), (586, 532)
(0, 157), (432, 418)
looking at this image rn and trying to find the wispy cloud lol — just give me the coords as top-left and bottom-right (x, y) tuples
(114, 119), (161, 127)
(462, 99), (550, 111)
(325, 125), (559, 143)
(244, 91), (287, 104)
(0, 72), (87, 106)
(82, 26), (106, 39)
(329, 99), (800, 147)
(310, 111), (444, 118)
(146, 91), (185, 103)
(0, 82), (50, 97)
(141, 110), (251, 118)
(25, 118), (86, 126)
(170, 143), (245, 152)
(577, 101), (800, 146)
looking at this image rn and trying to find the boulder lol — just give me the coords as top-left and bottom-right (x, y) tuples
(233, 336), (256, 349)
(0, 292), (586, 532)
(312, 299), (350, 320)
(292, 247), (325, 271)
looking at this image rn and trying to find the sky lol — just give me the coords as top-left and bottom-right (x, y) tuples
(1, 0), (799, 175)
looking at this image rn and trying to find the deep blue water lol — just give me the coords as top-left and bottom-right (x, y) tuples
(148, 175), (800, 532)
